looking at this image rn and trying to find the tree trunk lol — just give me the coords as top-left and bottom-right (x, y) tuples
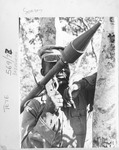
(40, 18), (56, 46)
(92, 17), (118, 148)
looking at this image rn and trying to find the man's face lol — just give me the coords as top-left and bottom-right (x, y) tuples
(56, 65), (70, 86)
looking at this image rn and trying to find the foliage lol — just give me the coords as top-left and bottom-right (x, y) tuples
(59, 17), (103, 35)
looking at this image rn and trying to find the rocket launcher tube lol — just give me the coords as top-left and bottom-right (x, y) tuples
(20, 59), (65, 114)
(61, 22), (101, 63)
(20, 22), (101, 113)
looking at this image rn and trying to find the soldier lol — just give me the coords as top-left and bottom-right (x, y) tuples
(62, 72), (97, 147)
(21, 45), (70, 148)
(21, 45), (97, 148)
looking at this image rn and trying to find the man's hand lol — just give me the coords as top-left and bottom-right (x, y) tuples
(50, 91), (63, 109)
(68, 82), (81, 99)
(46, 80), (63, 109)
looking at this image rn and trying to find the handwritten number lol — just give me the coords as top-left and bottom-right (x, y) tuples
(5, 49), (12, 55)
(6, 69), (11, 75)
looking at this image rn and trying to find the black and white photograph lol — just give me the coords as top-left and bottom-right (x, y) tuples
(19, 17), (118, 148)
(0, 0), (119, 150)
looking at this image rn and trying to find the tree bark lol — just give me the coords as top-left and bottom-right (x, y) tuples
(40, 18), (56, 46)
(92, 17), (118, 148)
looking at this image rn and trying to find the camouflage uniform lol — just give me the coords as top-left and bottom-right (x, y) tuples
(21, 46), (68, 148)
(21, 45), (97, 148)
(21, 96), (63, 148)
(21, 72), (97, 148)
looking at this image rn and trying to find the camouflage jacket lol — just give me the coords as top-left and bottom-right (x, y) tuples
(21, 73), (97, 148)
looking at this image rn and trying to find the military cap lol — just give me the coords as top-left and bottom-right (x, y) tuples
(38, 45), (64, 62)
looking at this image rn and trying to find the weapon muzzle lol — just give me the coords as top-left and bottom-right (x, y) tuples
(62, 22), (101, 63)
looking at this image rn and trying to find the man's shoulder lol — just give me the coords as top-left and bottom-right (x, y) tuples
(84, 72), (97, 86)
(25, 97), (43, 112)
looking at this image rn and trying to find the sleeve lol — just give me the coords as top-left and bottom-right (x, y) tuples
(84, 72), (97, 87)
(83, 73), (97, 110)
(74, 79), (88, 90)
(21, 99), (44, 148)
